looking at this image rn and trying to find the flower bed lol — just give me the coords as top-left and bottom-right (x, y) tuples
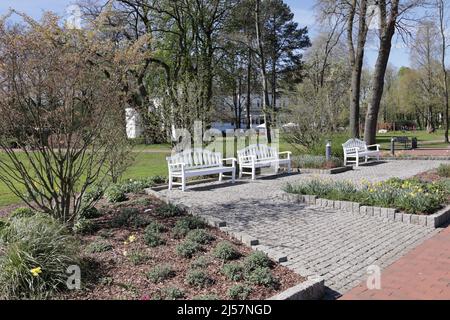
(284, 177), (449, 215)
(292, 155), (343, 170)
(59, 194), (303, 300)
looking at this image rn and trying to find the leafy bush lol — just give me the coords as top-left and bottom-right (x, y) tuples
(221, 262), (244, 281)
(78, 207), (102, 220)
(212, 241), (240, 261)
(146, 264), (175, 283)
(190, 256), (211, 269)
(0, 214), (79, 299)
(85, 241), (113, 254)
(186, 229), (214, 244)
(111, 208), (150, 228)
(293, 155), (343, 169)
(172, 216), (206, 239)
(308, 134), (348, 159)
(118, 178), (153, 194)
(82, 185), (104, 203)
(185, 269), (213, 288)
(162, 287), (185, 300)
(105, 185), (127, 203)
(128, 250), (150, 266)
(9, 207), (35, 219)
(228, 284), (252, 300)
(73, 218), (97, 235)
(146, 221), (167, 233)
(156, 203), (184, 218)
(244, 267), (278, 288)
(437, 164), (450, 177)
(176, 240), (202, 258)
(143, 227), (165, 247)
(243, 251), (272, 272)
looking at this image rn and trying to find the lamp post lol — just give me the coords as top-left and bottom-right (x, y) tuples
(326, 140), (332, 161)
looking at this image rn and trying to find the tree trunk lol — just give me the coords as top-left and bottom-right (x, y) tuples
(348, 0), (368, 139)
(438, 0), (450, 143)
(255, 0), (272, 143)
(364, 0), (399, 145)
(246, 49), (252, 129)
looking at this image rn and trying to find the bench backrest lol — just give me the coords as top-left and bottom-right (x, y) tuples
(167, 149), (222, 171)
(342, 139), (368, 152)
(237, 144), (278, 162)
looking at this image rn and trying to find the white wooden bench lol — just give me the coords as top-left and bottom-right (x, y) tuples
(167, 149), (236, 191)
(342, 138), (381, 167)
(237, 144), (291, 180)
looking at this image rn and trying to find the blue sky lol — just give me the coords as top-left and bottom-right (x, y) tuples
(0, 0), (410, 68)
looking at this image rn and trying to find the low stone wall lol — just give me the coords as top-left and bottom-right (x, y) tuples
(281, 192), (450, 229)
(267, 276), (325, 300)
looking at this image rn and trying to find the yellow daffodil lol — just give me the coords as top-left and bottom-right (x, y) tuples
(128, 235), (136, 243)
(30, 267), (42, 277)
(123, 241), (129, 245)
(123, 250), (128, 257)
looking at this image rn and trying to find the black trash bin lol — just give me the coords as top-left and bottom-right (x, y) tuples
(412, 137), (418, 149)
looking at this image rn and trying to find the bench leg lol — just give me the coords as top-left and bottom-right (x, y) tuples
(288, 161), (292, 173)
(181, 175), (186, 192)
(219, 173), (223, 182)
(231, 169), (235, 183)
(365, 156), (368, 163)
(168, 174), (173, 190)
(251, 166), (256, 180)
(239, 167), (243, 179)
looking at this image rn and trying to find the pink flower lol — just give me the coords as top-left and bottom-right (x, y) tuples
(141, 294), (150, 301)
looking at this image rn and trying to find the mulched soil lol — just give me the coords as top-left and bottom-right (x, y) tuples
(59, 194), (304, 300)
(414, 169), (450, 204)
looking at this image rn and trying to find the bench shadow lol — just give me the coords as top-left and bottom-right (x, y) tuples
(357, 161), (387, 167)
(256, 172), (302, 180)
(188, 181), (249, 191)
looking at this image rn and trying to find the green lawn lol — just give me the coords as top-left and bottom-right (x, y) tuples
(1, 131), (448, 208)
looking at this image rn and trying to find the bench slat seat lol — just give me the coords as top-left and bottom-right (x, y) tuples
(237, 144), (292, 180)
(342, 139), (380, 167)
(167, 149), (236, 191)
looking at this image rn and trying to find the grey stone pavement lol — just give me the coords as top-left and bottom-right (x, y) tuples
(158, 160), (449, 298)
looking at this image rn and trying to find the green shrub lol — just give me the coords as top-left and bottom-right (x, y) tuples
(222, 262), (244, 281)
(176, 240), (202, 258)
(186, 229), (214, 244)
(437, 164), (450, 177)
(9, 207), (36, 219)
(243, 251), (272, 272)
(0, 214), (79, 299)
(190, 256), (211, 269)
(156, 203), (184, 217)
(105, 185), (127, 203)
(150, 176), (167, 185)
(162, 287), (185, 300)
(119, 178), (154, 194)
(244, 267), (278, 288)
(79, 207), (102, 219)
(212, 241), (240, 261)
(128, 250), (150, 266)
(172, 216), (206, 239)
(73, 218), (97, 235)
(111, 208), (150, 228)
(143, 227), (165, 247)
(85, 241), (113, 254)
(146, 264), (175, 283)
(185, 269), (213, 288)
(82, 185), (105, 203)
(293, 155), (343, 169)
(146, 221), (167, 233)
(228, 284), (252, 300)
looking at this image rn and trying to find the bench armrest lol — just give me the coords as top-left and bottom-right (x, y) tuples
(222, 157), (237, 166)
(278, 151), (292, 159)
(366, 144), (380, 151)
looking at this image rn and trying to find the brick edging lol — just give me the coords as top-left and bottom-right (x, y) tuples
(267, 276), (325, 300)
(281, 191), (450, 229)
(381, 156), (450, 161)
